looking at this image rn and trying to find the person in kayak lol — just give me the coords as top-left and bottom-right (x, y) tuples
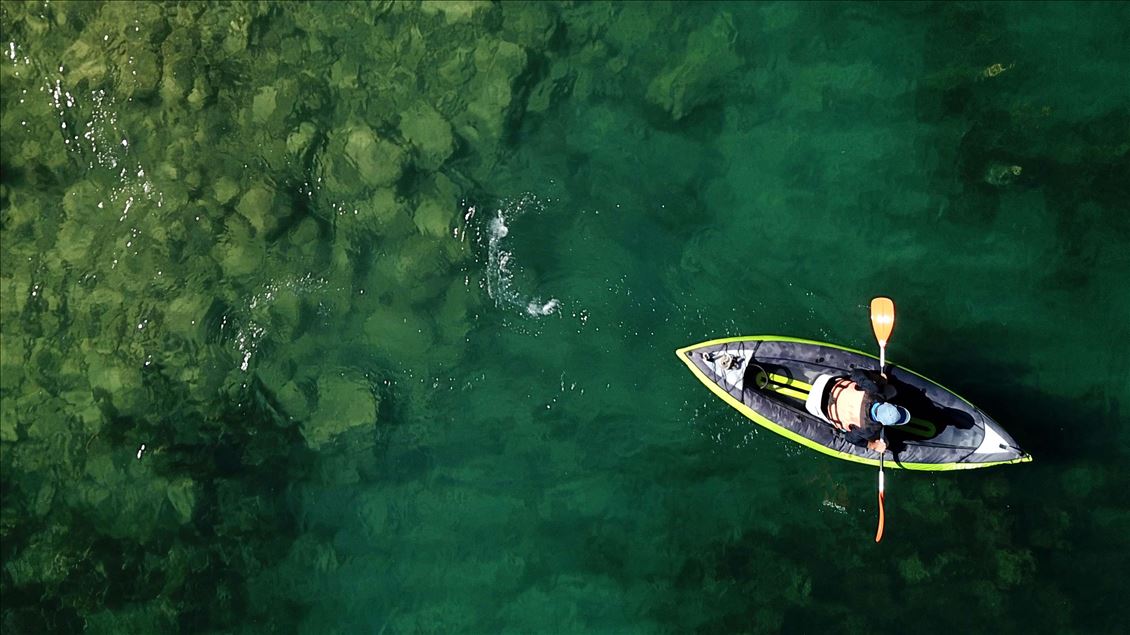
(806, 369), (911, 453)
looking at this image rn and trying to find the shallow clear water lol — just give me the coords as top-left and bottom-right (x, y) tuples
(2, 1), (1128, 633)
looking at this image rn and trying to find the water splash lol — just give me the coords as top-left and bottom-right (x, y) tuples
(484, 194), (561, 318)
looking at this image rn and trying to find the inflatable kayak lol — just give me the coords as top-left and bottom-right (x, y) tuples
(676, 336), (1031, 471)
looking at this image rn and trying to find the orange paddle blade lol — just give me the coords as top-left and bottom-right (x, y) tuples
(870, 297), (896, 346)
(875, 491), (885, 543)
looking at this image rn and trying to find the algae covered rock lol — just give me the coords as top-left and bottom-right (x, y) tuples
(249, 79), (298, 132)
(212, 175), (241, 206)
(413, 172), (461, 239)
(3, 525), (73, 587)
(345, 125), (406, 188)
(0, 406), (17, 442)
(85, 351), (146, 418)
(500, 1), (560, 50)
(123, 49), (162, 99)
(321, 124), (408, 195)
(451, 38), (528, 151)
(276, 380), (311, 423)
(54, 229), (93, 282)
(353, 187), (415, 240)
(213, 216), (265, 278)
(0, 331), (29, 394)
(400, 102), (455, 171)
(75, 449), (172, 541)
(61, 38), (110, 87)
(646, 12), (742, 120)
(165, 477), (197, 524)
(235, 181), (280, 237)
(995, 549), (1036, 587)
(286, 121), (319, 159)
(165, 291), (212, 340)
(252, 85), (278, 123)
(267, 286), (306, 342)
(302, 370), (378, 450)
(420, 0), (492, 24)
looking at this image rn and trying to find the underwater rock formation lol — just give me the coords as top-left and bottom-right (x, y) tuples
(302, 370), (379, 450)
(646, 13), (742, 120)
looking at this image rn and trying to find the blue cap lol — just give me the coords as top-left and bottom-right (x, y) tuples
(871, 402), (911, 426)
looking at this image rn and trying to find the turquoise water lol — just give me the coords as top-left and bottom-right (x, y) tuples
(2, 1), (1128, 633)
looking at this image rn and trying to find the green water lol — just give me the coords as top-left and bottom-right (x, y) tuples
(2, 1), (1128, 633)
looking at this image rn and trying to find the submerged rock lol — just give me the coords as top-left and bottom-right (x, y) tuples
(85, 350), (146, 418)
(213, 216), (265, 278)
(267, 287), (305, 342)
(276, 380), (311, 424)
(123, 49), (162, 99)
(500, 1), (560, 50)
(249, 79), (298, 132)
(286, 122), (319, 159)
(252, 85), (279, 123)
(413, 172), (461, 239)
(165, 292), (210, 340)
(56, 216), (98, 266)
(322, 124), (407, 196)
(76, 449), (171, 541)
(61, 39), (109, 87)
(235, 181), (280, 237)
(345, 125), (406, 188)
(448, 38), (528, 179)
(356, 187), (415, 240)
(302, 370), (378, 450)
(0, 406), (17, 443)
(984, 162), (1023, 186)
(420, 0), (492, 24)
(213, 176), (240, 206)
(165, 478), (197, 524)
(435, 277), (475, 352)
(400, 102), (455, 171)
(646, 12), (742, 120)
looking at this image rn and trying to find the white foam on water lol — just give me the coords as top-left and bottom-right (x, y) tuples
(484, 194), (561, 318)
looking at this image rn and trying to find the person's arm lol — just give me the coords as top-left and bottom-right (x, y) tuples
(843, 429), (870, 448)
(850, 368), (897, 399)
(845, 426), (887, 452)
(850, 368), (881, 395)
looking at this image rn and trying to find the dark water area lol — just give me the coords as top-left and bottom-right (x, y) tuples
(2, 1), (1128, 633)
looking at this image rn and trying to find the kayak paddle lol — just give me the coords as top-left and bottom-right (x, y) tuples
(869, 297), (896, 543)
(870, 296), (895, 379)
(875, 446), (886, 543)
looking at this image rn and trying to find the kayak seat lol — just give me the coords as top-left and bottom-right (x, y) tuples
(806, 373), (839, 424)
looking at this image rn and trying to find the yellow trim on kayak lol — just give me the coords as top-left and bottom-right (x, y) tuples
(770, 384), (809, 401)
(759, 372), (810, 401)
(675, 336), (1032, 471)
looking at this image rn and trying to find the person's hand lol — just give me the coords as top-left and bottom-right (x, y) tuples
(869, 438), (887, 453)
